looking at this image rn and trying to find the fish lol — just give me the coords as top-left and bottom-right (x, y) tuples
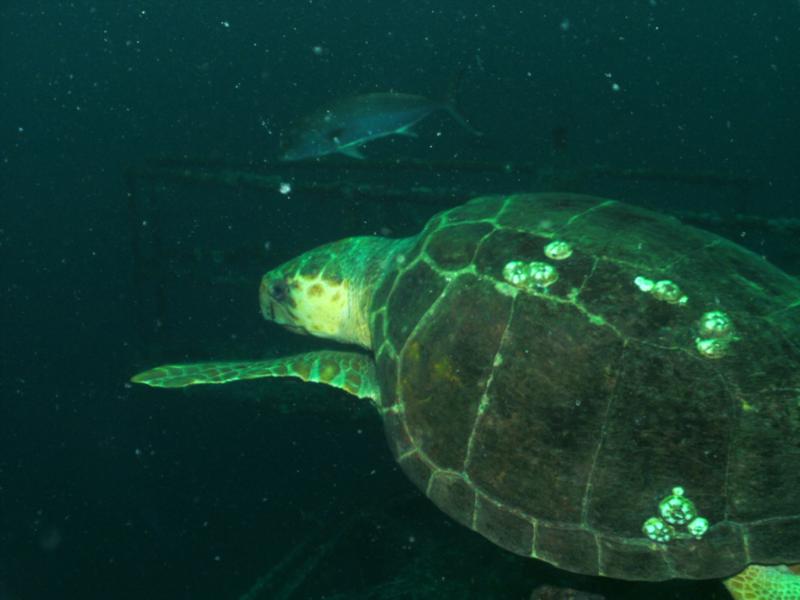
(279, 92), (480, 161)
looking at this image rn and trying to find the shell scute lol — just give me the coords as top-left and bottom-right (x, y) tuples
(748, 518), (800, 562)
(667, 522), (747, 579)
(467, 295), (624, 522)
(535, 523), (600, 575)
(426, 221), (494, 270)
(428, 472), (475, 529)
(375, 193), (800, 580)
(597, 536), (671, 580)
(385, 260), (446, 351)
(443, 194), (506, 223)
(473, 496), (534, 557)
(584, 347), (731, 536)
(397, 451), (433, 492)
(400, 275), (512, 471)
(496, 193), (607, 233)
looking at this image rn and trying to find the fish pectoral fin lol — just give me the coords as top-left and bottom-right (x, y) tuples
(444, 105), (483, 137)
(396, 125), (418, 138)
(339, 146), (366, 159)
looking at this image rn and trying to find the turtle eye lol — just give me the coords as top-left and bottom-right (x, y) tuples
(270, 280), (289, 302)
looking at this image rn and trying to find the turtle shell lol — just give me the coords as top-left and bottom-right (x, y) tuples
(369, 193), (800, 581)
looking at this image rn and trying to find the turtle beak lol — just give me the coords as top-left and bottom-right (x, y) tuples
(259, 277), (274, 321)
(259, 275), (287, 323)
(259, 274), (306, 334)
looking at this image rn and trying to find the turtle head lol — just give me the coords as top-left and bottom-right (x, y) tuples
(259, 236), (408, 349)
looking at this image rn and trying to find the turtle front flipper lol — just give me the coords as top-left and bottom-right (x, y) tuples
(131, 350), (380, 402)
(723, 564), (800, 600)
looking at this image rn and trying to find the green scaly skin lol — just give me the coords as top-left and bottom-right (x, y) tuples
(724, 564), (800, 600)
(131, 350), (380, 403)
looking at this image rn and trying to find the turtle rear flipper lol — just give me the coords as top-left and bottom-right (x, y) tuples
(131, 350), (380, 402)
(724, 564), (800, 599)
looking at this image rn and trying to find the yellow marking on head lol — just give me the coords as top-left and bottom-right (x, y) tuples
(288, 275), (351, 341)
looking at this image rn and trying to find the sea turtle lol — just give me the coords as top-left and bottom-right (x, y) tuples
(132, 193), (800, 599)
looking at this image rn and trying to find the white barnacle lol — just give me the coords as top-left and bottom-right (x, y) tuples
(699, 310), (733, 338)
(503, 260), (558, 290)
(527, 261), (559, 288)
(695, 336), (730, 359)
(502, 261), (529, 286)
(659, 486), (697, 525)
(634, 276), (655, 293)
(687, 516), (709, 539)
(642, 517), (674, 543)
(544, 240), (573, 261)
(652, 280), (688, 305)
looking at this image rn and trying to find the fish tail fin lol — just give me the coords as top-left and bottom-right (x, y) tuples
(442, 66), (483, 136)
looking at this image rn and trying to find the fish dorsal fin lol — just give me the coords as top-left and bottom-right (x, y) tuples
(131, 350), (380, 403)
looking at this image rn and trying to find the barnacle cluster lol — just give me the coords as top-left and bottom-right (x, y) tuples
(694, 310), (736, 359)
(501, 241), (574, 292)
(633, 276), (688, 305)
(642, 486), (710, 543)
(503, 260), (559, 290)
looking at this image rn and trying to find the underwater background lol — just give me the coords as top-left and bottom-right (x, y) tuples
(1, 1), (799, 599)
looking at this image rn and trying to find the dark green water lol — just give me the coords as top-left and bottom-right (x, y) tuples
(1, 1), (798, 599)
